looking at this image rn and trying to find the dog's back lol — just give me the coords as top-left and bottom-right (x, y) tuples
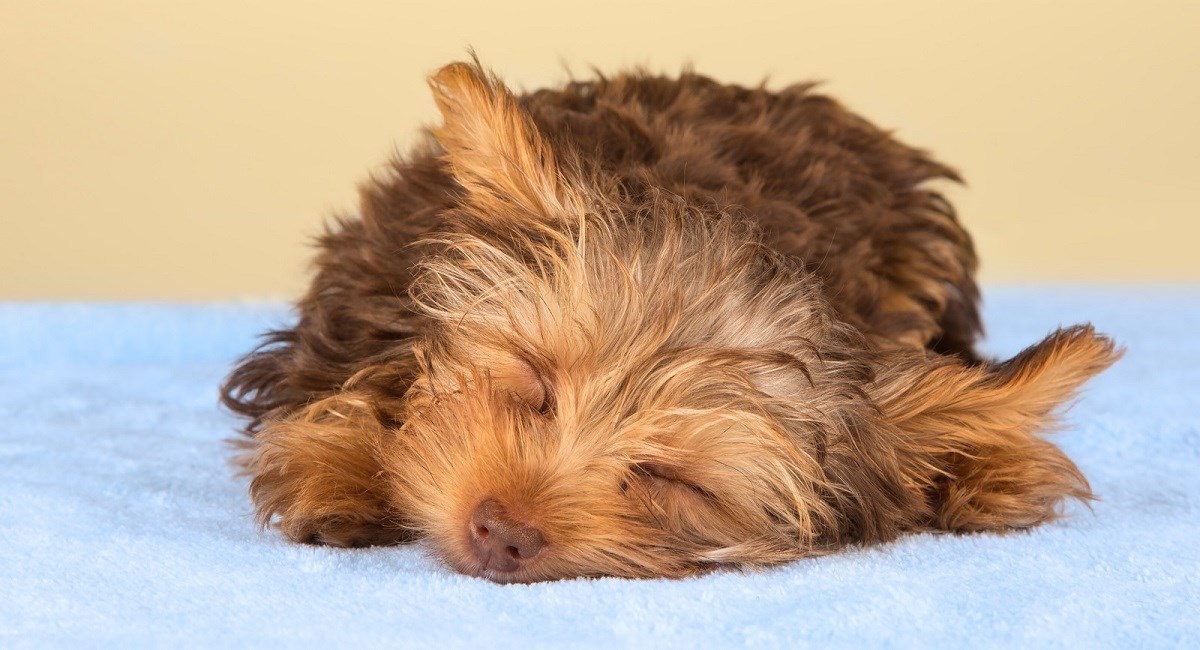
(520, 73), (981, 358)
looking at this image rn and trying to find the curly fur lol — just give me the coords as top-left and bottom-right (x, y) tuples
(222, 59), (1121, 582)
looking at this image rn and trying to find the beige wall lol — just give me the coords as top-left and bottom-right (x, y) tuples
(3, 1), (1198, 300)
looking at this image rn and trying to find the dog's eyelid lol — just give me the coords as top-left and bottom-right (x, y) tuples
(632, 462), (721, 503)
(633, 462), (687, 485)
(538, 375), (556, 416)
(519, 355), (555, 417)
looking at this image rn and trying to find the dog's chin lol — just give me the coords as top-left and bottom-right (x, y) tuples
(442, 537), (558, 584)
(472, 566), (543, 584)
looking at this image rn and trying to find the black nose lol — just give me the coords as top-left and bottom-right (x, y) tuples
(469, 499), (546, 573)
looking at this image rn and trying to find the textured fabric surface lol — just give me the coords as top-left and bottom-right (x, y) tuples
(1, 288), (1197, 647)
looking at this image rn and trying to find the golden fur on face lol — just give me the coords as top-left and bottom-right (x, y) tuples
(223, 59), (1121, 583)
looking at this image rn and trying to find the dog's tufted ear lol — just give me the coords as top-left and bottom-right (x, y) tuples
(868, 325), (1122, 532)
(428, 59), (583, 221)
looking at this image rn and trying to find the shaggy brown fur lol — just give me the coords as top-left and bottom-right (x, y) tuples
(221, 59), (1121, 582)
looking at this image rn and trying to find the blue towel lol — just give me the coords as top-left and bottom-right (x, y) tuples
(2, 287), (1197, 647)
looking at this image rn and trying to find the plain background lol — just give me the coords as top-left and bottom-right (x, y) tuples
(3, 0), (1198, 300)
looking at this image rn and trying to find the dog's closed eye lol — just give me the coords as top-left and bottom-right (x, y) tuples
(491, 355), (555, 416)
(631, 463), (714, 500)
(519, 360), (555, 416)
(533, 375), (555, 416)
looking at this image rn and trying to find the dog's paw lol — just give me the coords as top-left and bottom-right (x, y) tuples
(284, 514), (415, 548)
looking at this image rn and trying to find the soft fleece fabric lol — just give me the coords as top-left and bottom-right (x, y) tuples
(1, 287), (1197, 647)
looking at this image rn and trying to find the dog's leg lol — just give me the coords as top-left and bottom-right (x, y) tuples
(870, 325), (1121, 532)
(235, 390), (414, 547)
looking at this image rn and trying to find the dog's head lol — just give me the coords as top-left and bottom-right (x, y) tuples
(382, 62), (1120, 582)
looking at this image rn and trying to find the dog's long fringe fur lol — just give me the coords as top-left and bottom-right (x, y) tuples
(221, 59), (1121, 582)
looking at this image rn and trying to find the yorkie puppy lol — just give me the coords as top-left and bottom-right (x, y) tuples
(222, 59), (1120, 583)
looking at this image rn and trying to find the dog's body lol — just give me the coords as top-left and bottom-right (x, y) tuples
(222, 61), (1120, 582)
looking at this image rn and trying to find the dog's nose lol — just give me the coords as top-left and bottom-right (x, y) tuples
(469, 499), (546, 573)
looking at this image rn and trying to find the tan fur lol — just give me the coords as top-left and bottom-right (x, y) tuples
(224, 60), (1122, 582)
(429, 62), (583, 219)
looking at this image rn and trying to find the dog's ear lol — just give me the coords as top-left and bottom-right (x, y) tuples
(428, 60), (582, 221)
(868, 325), (1122, 531)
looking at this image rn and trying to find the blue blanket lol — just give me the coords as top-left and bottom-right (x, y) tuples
(2, 288), (1197, 647)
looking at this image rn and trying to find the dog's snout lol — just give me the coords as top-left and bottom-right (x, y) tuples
(469, 499), (546, 573)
